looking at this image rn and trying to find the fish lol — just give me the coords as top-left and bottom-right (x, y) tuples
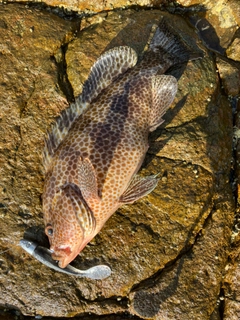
(19, 239), (111, 279)
(42, 18), (198, 269)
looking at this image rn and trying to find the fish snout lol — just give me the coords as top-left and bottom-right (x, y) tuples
(50, 244), (72, 268)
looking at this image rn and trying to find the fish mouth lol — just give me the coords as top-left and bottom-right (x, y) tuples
(51, 254), (71, 269)
(50, 245), (72, 268)
(55, 252), (79, 269)
(58, 258), (70, 269)
(50, 240), (90, 269)
(50, 245), (83, 269)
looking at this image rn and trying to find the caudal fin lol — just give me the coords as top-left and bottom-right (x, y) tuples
(143, 18), (203, 71)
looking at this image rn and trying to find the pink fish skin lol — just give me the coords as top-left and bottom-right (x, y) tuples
(42, 19), (194, 268)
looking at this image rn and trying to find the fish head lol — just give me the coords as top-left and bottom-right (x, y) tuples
(44, 183), (95, 268)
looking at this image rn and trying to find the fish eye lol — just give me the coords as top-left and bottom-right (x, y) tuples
(45, 225), (54, 236)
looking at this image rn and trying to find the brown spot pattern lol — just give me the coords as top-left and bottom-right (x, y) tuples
(42, 19), (188, 267)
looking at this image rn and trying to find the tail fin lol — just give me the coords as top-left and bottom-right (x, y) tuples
(143, 18), (203, 70)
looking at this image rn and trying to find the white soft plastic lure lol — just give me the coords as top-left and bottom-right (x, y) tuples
(19, 239), (111, 280)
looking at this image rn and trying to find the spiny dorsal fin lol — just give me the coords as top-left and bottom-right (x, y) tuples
(43, 99), (88, 171)
(81, 46), (138, 104)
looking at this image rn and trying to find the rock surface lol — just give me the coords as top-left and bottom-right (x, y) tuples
(177, 0), (238, 52)
(0, 1), (239, 320)
(216, 57), (240, 96)
(0, 0), (170, 14)
(226, 37), (240, 62)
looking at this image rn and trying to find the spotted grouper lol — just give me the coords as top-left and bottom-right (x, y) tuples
(42, 18), (197, 268)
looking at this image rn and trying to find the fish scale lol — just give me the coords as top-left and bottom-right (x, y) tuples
(42, 18), (200, 269)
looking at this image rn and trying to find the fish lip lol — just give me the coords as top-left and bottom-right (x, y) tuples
(50, 253), (70, 269)
(53, 244), (84, 269)
(58, 259), (69, 269)
(50, 244), (71, 256)
(50, 246), (72, 268)
(53, 252), (76, 269)
(51, 255), (69, 269)
(51, 252), (65, 261)
(50, 238), (90, 269)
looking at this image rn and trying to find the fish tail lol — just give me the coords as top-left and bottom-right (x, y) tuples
(144, 18), (203, 70)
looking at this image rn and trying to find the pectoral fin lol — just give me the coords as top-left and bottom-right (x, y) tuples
(119, 174), (159, 204)
(78, 157), (101, 205)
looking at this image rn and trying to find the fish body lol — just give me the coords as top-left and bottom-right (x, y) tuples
(42, 19), (194, 268)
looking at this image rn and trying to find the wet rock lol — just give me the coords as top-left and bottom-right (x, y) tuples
(66, 9), (203, 97)
(225, 98), (240, 319)
(0, 1), (76, 315)
(226, 37), (240, 62)
(0, 3), (235, 320)
(227, 0), (240, 26)
(177, 0), (238, 51)
(129, 199), (232, 319)
(127, 33), (234, 319)
(223, 233), (240, 320)
(216, 57), (240, 96)
(2, 0), (169, 14)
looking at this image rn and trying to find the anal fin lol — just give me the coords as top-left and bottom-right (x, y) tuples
(149, 75), (177, 132)
(119, 174), (159, 204)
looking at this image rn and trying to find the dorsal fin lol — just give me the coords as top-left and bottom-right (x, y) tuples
(81, 46), (138, 104)
(43, 99), (88, 171)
